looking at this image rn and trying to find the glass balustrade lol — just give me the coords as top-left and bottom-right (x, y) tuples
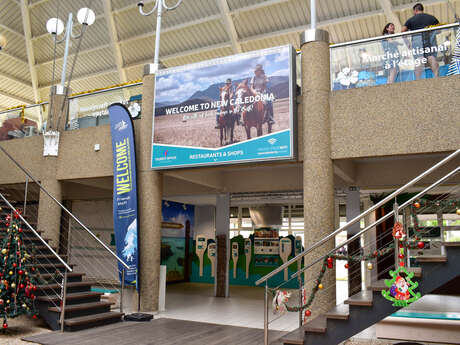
(67, 83), (143, 130)
(330, 23), (460, 91)
(0, 103), (48, 142)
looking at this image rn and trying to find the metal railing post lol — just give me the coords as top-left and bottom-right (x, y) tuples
(264, 282), (269, 345)
(298, 274), (303, 327)
(23, 176), (28, 216)
(393, 201), (399, 266)
(66, 221), (72, 262)
(120, 268), (125, 313)
(60, 270), (68, 332)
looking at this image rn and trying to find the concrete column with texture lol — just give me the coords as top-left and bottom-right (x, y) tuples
(301, 29), (336, 317)
(215, 193), (229, 298)
(37, 87), (69, 248)
(137, 70), (163, 312)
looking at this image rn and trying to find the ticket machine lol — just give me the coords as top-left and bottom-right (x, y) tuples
(232, 242), (239, 279)
(279, 238), (292, 281)
(195, 235), (208, 277)
(207, 242), (217, 278)
(244, 238), (252, 279)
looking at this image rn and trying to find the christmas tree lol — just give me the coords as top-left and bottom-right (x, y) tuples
(0, 209), (39, 329)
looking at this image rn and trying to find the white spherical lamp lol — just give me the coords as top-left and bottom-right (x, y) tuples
(46, 18), (64, 35)
(77, 8), (96, 26)
(0, 35), (7, 50)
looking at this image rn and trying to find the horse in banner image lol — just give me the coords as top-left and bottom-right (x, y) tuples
(218, 86), (236, 146)
(235, 79), (272, 140)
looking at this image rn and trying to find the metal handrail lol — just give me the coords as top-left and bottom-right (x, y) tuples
(0, 102), (49, 116)
(68, 82), (142, 99)
(256, 148), (460, 285)
(0, 145), (130, 270)
(0, 192), (73, 272)
(330, 22), (459, 49)
(292, 166), (460, 278)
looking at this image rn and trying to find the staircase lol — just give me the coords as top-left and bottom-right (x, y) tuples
(0, 189), (125, 331)
(257, 150), (460, 345)
(278, 243), (460, 345)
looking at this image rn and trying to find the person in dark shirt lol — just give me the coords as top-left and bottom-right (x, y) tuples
(402, 3), (440, 79)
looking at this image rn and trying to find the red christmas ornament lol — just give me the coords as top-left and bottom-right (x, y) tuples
(305, 310), (311, 317)
(398, 254), (405, 259)
(31, 294), (35, 300)
(18, 270), (23, 275)
(5, 223), (9, 227)
(327, 263), (333, 269)
(32, 315), (37, 319)
(417, 241), (425, 249)
(12, 263), (17, 268)
(32, 286), (37, 291)
(19, 283), (24, 289)
(16, 251), (20, 255)
(327, 257), (333, 265)
(18, 228), (22, 233)
(344, 263), (349, 269)
(414, 202), (421, 209)
(2, 322), (7, 329)
(0, 299), (3, 305)
(399, 261), (405, 267)
(31, 267), (35, 272)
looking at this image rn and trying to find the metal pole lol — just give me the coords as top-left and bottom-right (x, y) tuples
(60, 270), (68, 332)
(61, 13), (73, 88)
(310, 0), (316, 29)
(298, 275), (303, 328)
(23, 176), (28, 216)
(264, 283), (269, 345)
(153, 2), (163, 73)
(66, 220), (72, 262)
(120, 268), (125, 313)
(393, 201), (399, 267)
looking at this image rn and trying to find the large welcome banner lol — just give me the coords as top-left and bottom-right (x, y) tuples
(108, 103), (138, 288)
(152, 45), (296, 169)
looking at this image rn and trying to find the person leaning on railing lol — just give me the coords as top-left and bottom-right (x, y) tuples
(402, 2), (440, 79)
(382, 23), (403, 84)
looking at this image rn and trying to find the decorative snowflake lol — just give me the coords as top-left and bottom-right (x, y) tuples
(336, 67), (359, 87)
(128, 102), (141, 118)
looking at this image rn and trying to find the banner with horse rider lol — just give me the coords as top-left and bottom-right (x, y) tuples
(151, 45), (296, 169)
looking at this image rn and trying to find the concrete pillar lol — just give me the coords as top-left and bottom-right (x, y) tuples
(301, 29), (336, 316)
(37, 86), (69, 248)
(215, 193), (229, 297)
(136, 67), (163, 312)
(346, 187), (361, 296)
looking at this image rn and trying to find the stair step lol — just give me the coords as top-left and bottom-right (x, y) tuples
(36, 291), (103, 304)
(38, 281), (91, 292)
(416, 256), (447, 263)
(48, 301), (113, 313)
(63, 311), (124, 328)
(32, 245), (58, 253)
(442, 242), (460, 247)
(304, 315), (327, 333)
(280, 328), (304, 345)
(39, 272), (84, 281)
(370, 280), (387, 292)
(325, 304), (349, 320)
(29, 263), (74, 269)
(345, 290), (373, 306)
(406, 266), (422, 278)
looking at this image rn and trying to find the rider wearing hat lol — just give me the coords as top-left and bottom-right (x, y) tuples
(250, 64), (274, 125)
(215, 78), (235, 129)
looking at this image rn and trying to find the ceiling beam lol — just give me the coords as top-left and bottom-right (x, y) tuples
(31, 14), (105, 42)
(229, 0), (290, 15)
(123, 41), (232, 69)
(0, 50), (28, 65)
(103, 0), (127, 83)
(39, 67), (118, 89)
(20, 0), (40, 103)
(378, 0), (402, 32)
(218, 0), (242, 53)
(0, 89), (33, 104)
(238, 9), (385, 44)
(36, 44), (112, 66)
(0, 23), (24, 39)
(0, 70), (32, 89)
(118, 14), (222, 45)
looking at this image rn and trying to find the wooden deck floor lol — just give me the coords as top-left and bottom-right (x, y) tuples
(22, 318), (286, 345)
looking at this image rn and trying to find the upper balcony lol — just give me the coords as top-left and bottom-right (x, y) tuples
(330, 23), (459, 90)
